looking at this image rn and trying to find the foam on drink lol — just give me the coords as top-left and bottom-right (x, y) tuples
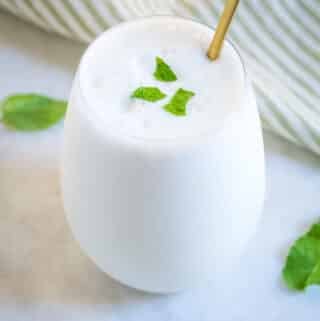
(79, 17), (245, 140)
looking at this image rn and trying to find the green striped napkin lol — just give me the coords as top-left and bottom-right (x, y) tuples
(1, 0), (319, 155)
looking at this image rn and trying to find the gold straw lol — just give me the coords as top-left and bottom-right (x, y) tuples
(207, 0), (240, 60)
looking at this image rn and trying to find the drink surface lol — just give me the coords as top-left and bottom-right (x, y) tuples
(79, 16), (245, 140)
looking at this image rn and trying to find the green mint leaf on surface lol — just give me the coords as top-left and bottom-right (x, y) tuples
(307, 223), (320, 238)
(305, 261), (320, 288)
(1, 94), (67, 131)
(163, 88), (195, 116)
(153, 57), (177, 82)
(282, 222), (320, 290)
(131, 86), (166, 102)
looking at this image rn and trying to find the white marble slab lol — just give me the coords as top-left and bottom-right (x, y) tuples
(0, 11), (319, 321)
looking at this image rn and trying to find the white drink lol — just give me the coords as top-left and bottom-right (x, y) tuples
(62, 16), (265, 293)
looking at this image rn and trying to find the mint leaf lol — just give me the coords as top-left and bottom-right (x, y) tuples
(163, 88), (195, 116)
(306, 262), (320, 288)
(153, 57), (177, 82)
(282, 222), (320, 290)
(1, 94), (67, 131)
(131, 86), (166, 102)
(307, 222), (320, 238)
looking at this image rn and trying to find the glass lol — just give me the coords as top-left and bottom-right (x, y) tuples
(61, 16), (265, 293)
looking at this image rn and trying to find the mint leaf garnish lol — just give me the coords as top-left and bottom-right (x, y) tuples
(283, 221), (320, 290)
(153, 57), (177, 82)
(163, 88), (195, 116)
(131, 86), (166, 102)
(1, 94), (67, 131)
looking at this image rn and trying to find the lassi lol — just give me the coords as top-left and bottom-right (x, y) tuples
(62, 16), (265, 293)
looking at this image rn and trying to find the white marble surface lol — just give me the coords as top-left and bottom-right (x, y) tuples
(1, 11), (320, 321)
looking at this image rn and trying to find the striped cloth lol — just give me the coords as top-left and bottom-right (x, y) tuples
(1, 0), (319, 155)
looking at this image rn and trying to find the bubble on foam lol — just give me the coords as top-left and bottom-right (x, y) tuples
(195, 32), (208, 43)
(160, 47), (178, 61)
(161, 48), (171, 57)
(193, 104), (204, 113)
(130, 58), (148, 84)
